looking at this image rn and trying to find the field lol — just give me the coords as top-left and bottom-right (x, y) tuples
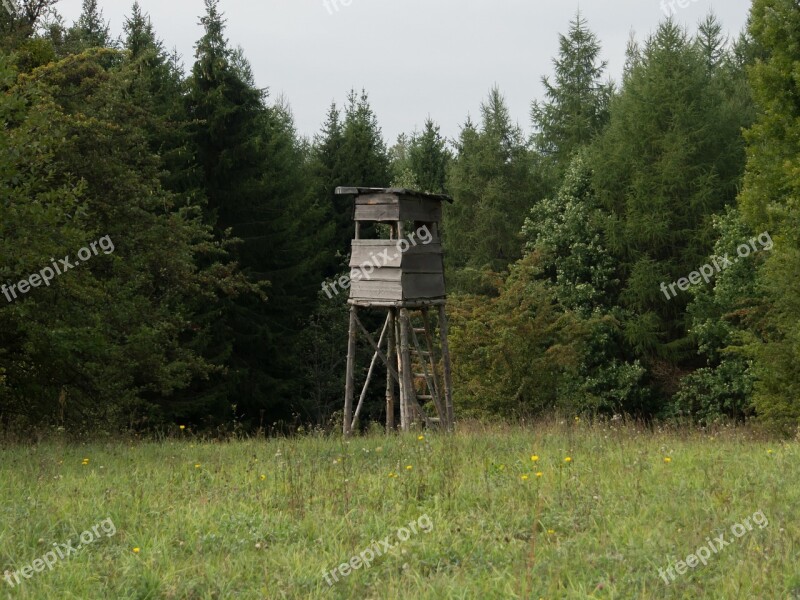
(1, 420), (798, 599)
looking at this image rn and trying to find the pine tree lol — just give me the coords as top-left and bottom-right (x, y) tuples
(123, 2), (193, 192)
(186, 0), (324, 424)
(388, 133), (417, 188)
(408, 118), (451, 194)
(738, 0), (800, 431)
(445, 87), (543, 288)
(124, 2), (158, 59)
(311, 90), (390, 270)
(531, 12), (612, 178)
(589, 19), (753, 403)
(68, 0), (112, 50)
(0, 48), (250, 428)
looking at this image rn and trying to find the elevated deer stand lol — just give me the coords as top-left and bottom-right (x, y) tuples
(337, 187), (455, 435)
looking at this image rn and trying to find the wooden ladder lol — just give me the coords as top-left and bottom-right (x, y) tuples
(408, 311), (446, 428)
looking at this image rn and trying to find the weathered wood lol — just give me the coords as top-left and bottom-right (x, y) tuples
(353, 311), (399, 385)
(399, 198), (442, 223)
(354, 204), (401, 222)
(350, 242), (444, 270)
(350, 267), (403, 283)
(355, 193), (399, 205)
(401, 253), (444, 274)
(395, 314), (406, 430)
(335, 186), (453, 203)
(350, 274), (447, 303)
(343, 306), (358, 436)
(350, 240), (443, 250)
(338, 185), (455, 435)
(351, 313), (390, 431)
(385, 309), (397, 431)
(354, 201), (441, 223)
(401, 273), (446, 300)
(409, 317), (443, 421)
(349, 264), (444, 283)
(438, 304), (455, 431)
(399, 309), (414, 431)
(421, 308), (445, 421)
(350, 281), (403, 301)
(348, 298), (447, 308)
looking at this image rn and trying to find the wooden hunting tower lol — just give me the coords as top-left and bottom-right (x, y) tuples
(336, 187), (455, 434)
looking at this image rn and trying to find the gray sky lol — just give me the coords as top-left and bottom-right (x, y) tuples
(55, 0), (751, 144)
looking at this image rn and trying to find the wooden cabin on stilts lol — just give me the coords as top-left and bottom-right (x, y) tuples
(336, 187), (455, 435)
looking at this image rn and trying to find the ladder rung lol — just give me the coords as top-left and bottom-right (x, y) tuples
(413, 328), (426, 333)
(417, 395), (433, 401)
(413, 372), (428, 378)
(411, 349), (430, 356)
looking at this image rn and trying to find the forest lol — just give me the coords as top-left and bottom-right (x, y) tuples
(1, 0), (799, 436)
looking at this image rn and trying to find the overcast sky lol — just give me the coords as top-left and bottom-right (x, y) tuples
(54, 0), (751, 144)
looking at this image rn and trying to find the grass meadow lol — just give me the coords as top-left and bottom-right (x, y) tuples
(1, 419), (798, 599)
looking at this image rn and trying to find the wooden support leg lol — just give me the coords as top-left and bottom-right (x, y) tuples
(343, 306), (358, 436)
(353, 312), (399, 383)
(386, 309), (397, 431)
(352, 313), (390, 431)
(438, 304), (455, 432)
(399, 309), (419, 431)
(395, 312), (406, 431)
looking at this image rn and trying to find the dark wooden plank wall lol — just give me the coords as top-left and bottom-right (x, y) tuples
(354, 194), (442, 223)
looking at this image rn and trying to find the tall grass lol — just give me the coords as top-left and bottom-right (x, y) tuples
(0, 419), (797, 599)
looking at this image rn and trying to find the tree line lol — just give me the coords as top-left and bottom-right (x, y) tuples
(0, 0), (797, 435)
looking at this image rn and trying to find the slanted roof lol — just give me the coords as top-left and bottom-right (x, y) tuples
(335, 187), (453, 203)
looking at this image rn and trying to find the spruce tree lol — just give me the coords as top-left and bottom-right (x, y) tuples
(311, 90), (390, 270)
(589, 19), (753, 403)
(408, 118), (451, 195)
(531, 12), (612, 178)
(67, 0), (112, 50)
(445, 87), (543, 288)
(738, 0), (800, 431)
(186, 0), (323, 424)
(0, 48), (250, 428)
